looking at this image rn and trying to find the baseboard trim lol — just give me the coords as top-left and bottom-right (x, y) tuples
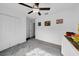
(0, 40), (26, 52)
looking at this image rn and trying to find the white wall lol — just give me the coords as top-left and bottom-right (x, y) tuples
(35, 5), (79, 45)
(35, 15), (63, 45)
(0, 4), (26, 51)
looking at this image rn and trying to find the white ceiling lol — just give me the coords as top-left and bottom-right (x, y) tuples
(24, 3), (79, 19)
(0, 3), (79, 19)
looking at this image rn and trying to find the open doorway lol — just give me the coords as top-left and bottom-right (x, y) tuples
(33, 23), (35, 38)
(26, 16), (35, 40)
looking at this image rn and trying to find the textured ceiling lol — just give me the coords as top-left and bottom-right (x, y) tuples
(24, 3), (79, 19)
(0, 3), (79, 19)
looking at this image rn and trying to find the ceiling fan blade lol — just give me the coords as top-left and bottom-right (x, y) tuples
(28, 11), (33, 14)
(35, 3), (39, 7)
(39, 8), (50, 10)
(38, 12), (41, 15)
(19, 3), (33, 8)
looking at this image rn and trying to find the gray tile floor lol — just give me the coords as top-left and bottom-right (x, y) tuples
(0, 38), (62, 56)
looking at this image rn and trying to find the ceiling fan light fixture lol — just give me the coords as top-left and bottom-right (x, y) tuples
(19, 3), (50, 16)
(33, 8), (39, 12)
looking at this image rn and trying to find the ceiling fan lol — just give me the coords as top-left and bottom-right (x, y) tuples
(19, 3), (50, 16)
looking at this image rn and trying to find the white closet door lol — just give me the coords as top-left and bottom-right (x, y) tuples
(0, 14), (26, 51)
